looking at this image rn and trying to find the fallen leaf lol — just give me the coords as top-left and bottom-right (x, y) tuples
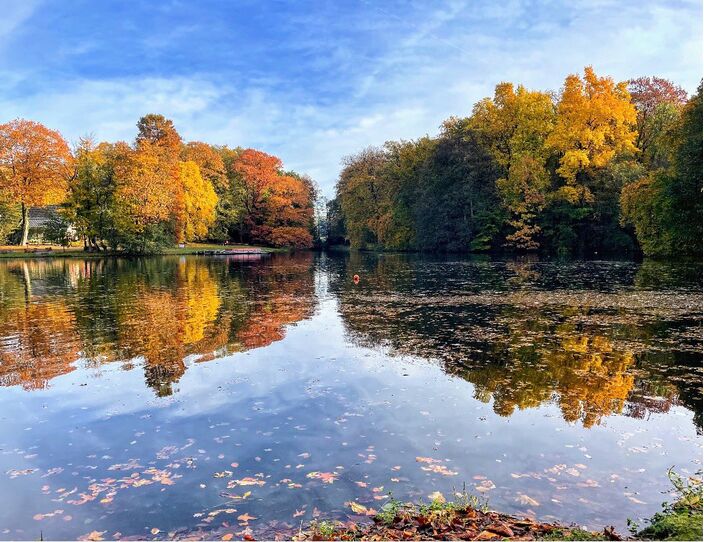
(348, 501), (370, 515)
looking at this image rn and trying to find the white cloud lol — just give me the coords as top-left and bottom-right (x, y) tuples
(0, 0), (699, 198)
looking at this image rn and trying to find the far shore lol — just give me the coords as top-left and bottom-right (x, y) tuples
(0, 242), (281, 259)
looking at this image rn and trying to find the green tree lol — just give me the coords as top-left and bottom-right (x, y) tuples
(337, 147), (388, 249)
(65, 139), (119, 251)
(620, 83), (703, 257)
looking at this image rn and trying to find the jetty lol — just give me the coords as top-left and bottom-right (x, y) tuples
(194, 247), (270, 256)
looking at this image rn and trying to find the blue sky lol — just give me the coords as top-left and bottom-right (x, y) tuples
(0, 0), (701, 196)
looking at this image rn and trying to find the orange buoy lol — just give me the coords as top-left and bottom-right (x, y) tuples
(353, 274), (360, 284)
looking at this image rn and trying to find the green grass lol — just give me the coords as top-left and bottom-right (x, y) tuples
(540, 528), (607, 540)
(634, 469), (703, 541)
(374, 490), (489, 526)
(309, 520), (337, 539)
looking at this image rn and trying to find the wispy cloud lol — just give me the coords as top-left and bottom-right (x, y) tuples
(0, 0), (700, 196)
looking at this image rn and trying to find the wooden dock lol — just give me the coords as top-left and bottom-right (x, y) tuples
(194, 248), (270, 256)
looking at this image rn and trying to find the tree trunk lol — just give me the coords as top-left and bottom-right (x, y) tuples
(20, 204), (30, 246)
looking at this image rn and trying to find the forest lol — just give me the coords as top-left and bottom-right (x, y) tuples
(329, 68), (703, 258)
(0, 114), (317, 253)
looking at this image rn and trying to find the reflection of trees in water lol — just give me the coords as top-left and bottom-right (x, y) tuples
(334, 254), (701, 428)
(463, 334), (636, 427)
(0, 301), (81, 390)
(0, 261), (82, 389)
(0, 253), (316, 395)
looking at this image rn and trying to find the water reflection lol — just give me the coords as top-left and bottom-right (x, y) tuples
(0, 254), (316, 395)
(333, 253), (702, 429)
(0, 253), (701, 539)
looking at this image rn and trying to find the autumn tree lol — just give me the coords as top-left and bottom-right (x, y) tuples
(628, 76), (687, 168)
(336, 147), (388, 248)
(181, 141), (227, 191)
(210, 146), (246, 241)
(621, 83), (703, 257)
(547, 67), (638, 203)
(111, 140), (176, 252)
(0, 119), (73, 245)
(232, 149), (314, 248)
(134, 114), (186, 243)
(178, 160), (217, 242)
(470, 83), (555, 249)
(66, 138), (119, 251)
(136, 114), (182, 151)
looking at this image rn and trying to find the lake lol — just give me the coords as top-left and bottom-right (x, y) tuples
(0, 253), (701, 540)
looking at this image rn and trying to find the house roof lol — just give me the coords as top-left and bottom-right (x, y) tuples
(28, 205), (60, 228)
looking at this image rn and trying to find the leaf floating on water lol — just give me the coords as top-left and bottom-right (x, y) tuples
(6, 468), (38, 478)
(475, 480), (496, 492)
(577, 479), (600, 488)
(516, 494), (540, 507)
(221, 534), (233, 541)
(306, 471), (338, 484)
(347, 501), (370, 515)
(80, 531), (106, 541)
(150, 528), (160, 535)
(238, 513), (256, 524)
(229, 477), (265, 487)
(421, 464), (458, 476)
(415, 457), (441, 464)
(214, 470), (233, 478)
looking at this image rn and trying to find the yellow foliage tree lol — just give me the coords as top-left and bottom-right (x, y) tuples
(178, 160), (217, 242)
(471, 83), (555, 249)
(112, 142), (175, 233)
(548, 67), (637, 202)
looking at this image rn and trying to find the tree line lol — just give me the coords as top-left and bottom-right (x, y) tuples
(0, 114), (317, 252)
(328, 68), (702, 258)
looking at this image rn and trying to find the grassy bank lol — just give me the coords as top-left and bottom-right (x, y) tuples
(0, 242), (279, 258)
(633, 470), (702, 541)
(296, 470), (702, 541)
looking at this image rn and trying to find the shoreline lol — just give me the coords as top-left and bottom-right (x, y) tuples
(292, 484), (702, 541)
(0, 243), (282, 259)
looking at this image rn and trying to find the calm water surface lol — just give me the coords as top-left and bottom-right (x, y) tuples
(0, 253), (701, 540)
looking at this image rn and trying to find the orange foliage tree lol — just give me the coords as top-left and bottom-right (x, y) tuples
(0, 119), (73, 245)
(233, 149), (314, 248)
